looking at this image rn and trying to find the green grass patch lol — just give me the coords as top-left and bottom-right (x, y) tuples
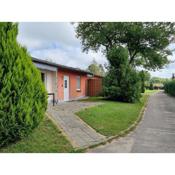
(144, 89), (160, 95)
(77, 94), (150, 137)
(0, 117), (73, 153)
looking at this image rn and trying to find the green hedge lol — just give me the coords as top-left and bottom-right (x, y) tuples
(164, 80), (175, 97)
(0, 23), (48, 148)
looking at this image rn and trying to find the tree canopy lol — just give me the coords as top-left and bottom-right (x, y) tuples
(150, 77), (169, 84)
(144, 71), (151, 82)
(76, 22), (175, 70)
(87, 59), (105, 76)
(76, 22), (175, 102)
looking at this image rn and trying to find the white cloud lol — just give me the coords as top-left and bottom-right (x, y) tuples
(30, 47), (106, 69)
(18, 22), (79, 49)
(18, 22), (107, 70)
(17, 22), (175, 78)
(150, 61), (175, 78)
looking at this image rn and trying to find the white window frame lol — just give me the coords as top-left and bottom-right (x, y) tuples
(76, 76), (81, 91)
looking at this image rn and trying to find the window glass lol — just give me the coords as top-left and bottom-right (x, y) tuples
(76, 76), (81, 90)
(64, 80), (67, 88)
(41, 72), (45, 83)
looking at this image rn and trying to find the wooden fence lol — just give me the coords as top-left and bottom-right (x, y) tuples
(87, 78), (102, 96)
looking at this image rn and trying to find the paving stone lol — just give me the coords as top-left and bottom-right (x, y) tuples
(47, 101), (106, 148)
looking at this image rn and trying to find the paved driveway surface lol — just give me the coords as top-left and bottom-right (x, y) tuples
(89, 92), (175, 153)
(47, 101), (106, 149)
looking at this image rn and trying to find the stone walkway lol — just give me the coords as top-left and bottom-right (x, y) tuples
(47, 101), (106, 149)
(88, 92), (175, 153)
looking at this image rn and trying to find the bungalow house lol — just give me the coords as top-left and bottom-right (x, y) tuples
(32, 57), (102, 103)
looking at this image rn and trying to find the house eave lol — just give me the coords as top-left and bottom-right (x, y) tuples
(32, 57), (92, 75)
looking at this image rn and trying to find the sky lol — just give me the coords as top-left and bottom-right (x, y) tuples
(17, 22), (175, 78)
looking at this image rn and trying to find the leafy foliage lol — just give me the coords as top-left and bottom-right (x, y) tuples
(76, 22), (175, 102)
(144, 71), (151, 82)
(147, 77), (169, 90)
(149, 82), (154, 90)
(0, 23), (48, 147)
(103, 47), (141, 102)
(150, 77), (169, 84)
(139, 71), (146, 93)
(164, 80), (175, 96)
(172, 73), (175, 79)
(87, 59), (105, 76)
(76, 22), (175, 70)
(0, 118), (73, 153)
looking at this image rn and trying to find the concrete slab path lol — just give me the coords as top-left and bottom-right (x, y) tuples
(47, 101), (106, 149)
(88, 92), (175, 153)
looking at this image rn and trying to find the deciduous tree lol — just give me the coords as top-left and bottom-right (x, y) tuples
(87, 59), (105, 76)
(76, 22), (175, 102)
(76, 22), (175, 70)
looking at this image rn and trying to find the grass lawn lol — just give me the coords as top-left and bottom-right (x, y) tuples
(0, 117), (73, 153)
(144, 89), (160, 94)
(77, 91), (158, 137)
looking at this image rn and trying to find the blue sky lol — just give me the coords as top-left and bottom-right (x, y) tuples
(17, 22), (175, 78)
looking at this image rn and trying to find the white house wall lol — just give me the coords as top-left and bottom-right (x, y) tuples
(46, 71), (54, 100)
(34, 62), (58, 103)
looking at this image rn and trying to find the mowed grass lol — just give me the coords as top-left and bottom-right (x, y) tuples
(0, 117), (73, 153)
(144, 89), (160, 95)
(77, 93), (153, 137)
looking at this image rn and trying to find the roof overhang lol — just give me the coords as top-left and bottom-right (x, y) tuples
(34, 62), (57, 72)
(32, 57), (92, 75)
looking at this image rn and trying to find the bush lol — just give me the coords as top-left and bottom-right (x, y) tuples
(139, 71), (145, 93)
(164, 80), (175, 96)
(103, 46), (141, 103)
(149, 82), (154, 90)
(0, 23), (48, 147)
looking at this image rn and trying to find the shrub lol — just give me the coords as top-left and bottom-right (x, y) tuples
(103, 46), (141, 103)
(139, 71), (145, 93)
(149, 82), (154, 90)
(164, 80), (175, 96)
(0, 23), (48, 147)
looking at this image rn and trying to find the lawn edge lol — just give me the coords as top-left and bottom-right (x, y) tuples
(46, 112), (77, 151)
(47, 109), (106, 152)
(83, 94), (151, 152)
(47, 93), (151, 153)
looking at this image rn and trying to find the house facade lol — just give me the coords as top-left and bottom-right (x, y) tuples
(57, 68), (88, 101)
(32, 57), (102, 103)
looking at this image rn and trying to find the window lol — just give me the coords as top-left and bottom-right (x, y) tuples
(41, 72), (45, 83)
(64, 80), (67, 88)
(76, 76), (81, 91)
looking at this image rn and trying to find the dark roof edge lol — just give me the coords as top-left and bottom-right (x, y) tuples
(92, 74), (104, 78)
(32, 57), (92, 75)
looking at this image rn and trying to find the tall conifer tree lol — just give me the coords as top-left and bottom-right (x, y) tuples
(0, 23), (48, 147)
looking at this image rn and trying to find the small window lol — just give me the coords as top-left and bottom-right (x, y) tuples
(64, 80), (67, 88)
(41, 72), (45, 83)
(76, 76), (81, 91)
